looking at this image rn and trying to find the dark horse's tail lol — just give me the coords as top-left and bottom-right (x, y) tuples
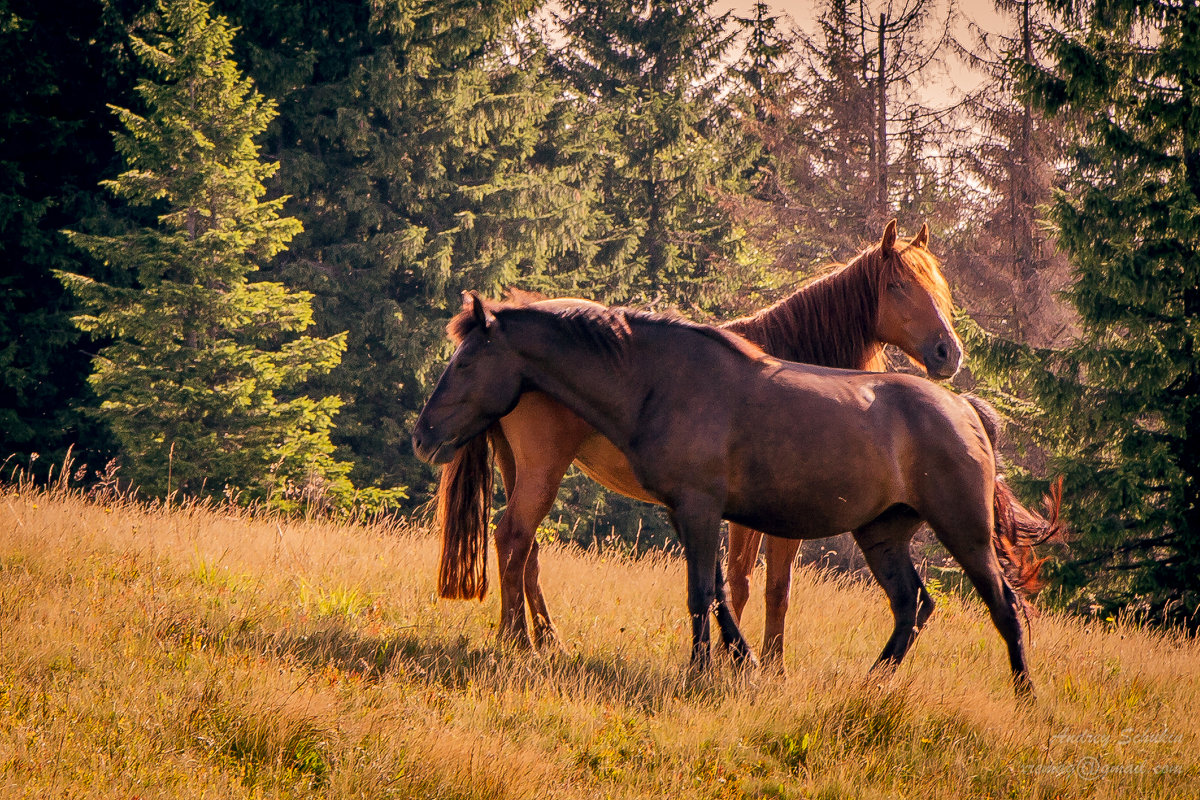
(964, 394), (1066, 597)
(435, 433), (493, 600)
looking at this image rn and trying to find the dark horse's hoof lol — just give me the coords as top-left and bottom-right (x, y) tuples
(731, 643), (760, 670)
(1014, 673), (1036, 703)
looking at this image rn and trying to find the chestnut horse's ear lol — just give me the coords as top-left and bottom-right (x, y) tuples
(912, 222), (929, 249)
(462, 291), (496, 331)
(881, 219), (899, 255)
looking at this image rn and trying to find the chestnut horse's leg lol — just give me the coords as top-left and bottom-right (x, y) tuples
(725, 523), (762, 622)
(489, 430), (555, 646)
(714, 556), (758, 667)
(853, 511), (933, 670)
(523, 539), (555, 648)
(760, 535), (804, 667)
(490, 395), (592, 647)
(726, 524), (800, 667)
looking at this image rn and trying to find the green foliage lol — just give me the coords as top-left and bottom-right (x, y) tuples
(552, 0), (771, 314)
(970, 0), (1200, 624)
(59, 0), (383, 510)
(220, 0), (600, 499)
(0, 0), (145, 467)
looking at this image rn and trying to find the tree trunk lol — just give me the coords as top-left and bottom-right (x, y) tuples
(877, 12), (888, 218)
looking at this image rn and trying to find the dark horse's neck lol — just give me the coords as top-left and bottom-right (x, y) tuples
(722, 250), (886, 371)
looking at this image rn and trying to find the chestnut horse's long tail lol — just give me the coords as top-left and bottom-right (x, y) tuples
(964, 395), (1066, 597)
(435, 433), (493, 600)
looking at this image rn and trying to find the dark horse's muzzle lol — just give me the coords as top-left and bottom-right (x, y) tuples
(412, 425), (455, 465)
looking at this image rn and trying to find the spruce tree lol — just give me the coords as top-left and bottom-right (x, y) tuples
(728, 0), (959, 269)
(59, 0), (360, 508)
(552, 0), (768, 313)
(723, 3), (826, 273)
(973, 0), (1200, 624)
(218, 0), (597, 497)
(733, 0), (877, 265)
(954, 0), (1072, 346)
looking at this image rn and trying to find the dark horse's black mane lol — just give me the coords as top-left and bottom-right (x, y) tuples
(449, 298), (766, 363)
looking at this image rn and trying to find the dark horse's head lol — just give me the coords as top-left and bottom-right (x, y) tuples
(413, 293), (523, 465)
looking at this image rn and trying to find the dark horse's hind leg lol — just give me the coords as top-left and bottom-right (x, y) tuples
(926, 508), (1035, 699)
(944, 542), (1034, 698)
(854, 510), (935, 671)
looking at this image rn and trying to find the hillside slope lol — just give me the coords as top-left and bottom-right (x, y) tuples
(1, 488), (1196, 799)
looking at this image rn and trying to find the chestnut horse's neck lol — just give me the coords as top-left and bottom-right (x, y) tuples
(722, 249), (889, 371)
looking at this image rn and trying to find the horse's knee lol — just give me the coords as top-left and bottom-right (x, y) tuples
(495, 517), (534, 574)
(764, 574), (790, 616)
(492, 513), (517, 549)
(727, 573), (751, 618)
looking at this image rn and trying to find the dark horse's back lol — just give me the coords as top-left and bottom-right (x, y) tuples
(708, 357), (995, 542)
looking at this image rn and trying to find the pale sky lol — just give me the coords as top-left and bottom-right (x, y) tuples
(721, 0), (1014, 104)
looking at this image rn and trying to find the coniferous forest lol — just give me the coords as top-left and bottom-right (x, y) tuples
(2, 0), (1197, 628)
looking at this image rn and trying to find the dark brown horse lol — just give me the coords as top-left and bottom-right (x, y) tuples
(436, 221), (964, 661)
(414, 295), (1061, 696)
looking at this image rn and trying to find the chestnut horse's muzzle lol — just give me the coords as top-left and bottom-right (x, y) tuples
(922, 335), (963, 379)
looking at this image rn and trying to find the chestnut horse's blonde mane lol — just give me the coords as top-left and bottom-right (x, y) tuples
(722, 240), (954, 372)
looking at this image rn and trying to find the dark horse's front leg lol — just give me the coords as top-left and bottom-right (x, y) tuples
(670, 498), (757, 670)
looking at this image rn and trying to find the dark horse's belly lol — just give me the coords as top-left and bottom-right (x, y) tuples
(724, 499), (915, 541)
(724, 502), (870, 541)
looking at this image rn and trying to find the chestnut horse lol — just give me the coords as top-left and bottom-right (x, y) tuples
(414, 295), (1060, 696)
(435, 221), (962, 661)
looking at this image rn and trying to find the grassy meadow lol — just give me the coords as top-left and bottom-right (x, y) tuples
(1, 484), (1197, 799)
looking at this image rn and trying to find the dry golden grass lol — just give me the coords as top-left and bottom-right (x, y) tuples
(1, 485), (1197, 799)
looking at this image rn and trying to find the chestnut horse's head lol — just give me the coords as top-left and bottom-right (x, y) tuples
(873, 220), (962, 379)
(413, 292), (524, 465)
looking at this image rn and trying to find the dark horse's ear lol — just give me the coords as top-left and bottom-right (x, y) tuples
(912, 223), (929, 249)
(881, 219), (899, 255)
(462, 291), (496, 333)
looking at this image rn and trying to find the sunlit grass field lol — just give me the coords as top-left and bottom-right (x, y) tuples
(1, 484), (1197, 799)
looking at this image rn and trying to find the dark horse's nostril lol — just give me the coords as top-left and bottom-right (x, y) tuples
(936, 341), (950, 361)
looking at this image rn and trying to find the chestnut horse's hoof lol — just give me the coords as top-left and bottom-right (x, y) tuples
(495, 627), (534, 651)
(533, 623), (565, 653)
